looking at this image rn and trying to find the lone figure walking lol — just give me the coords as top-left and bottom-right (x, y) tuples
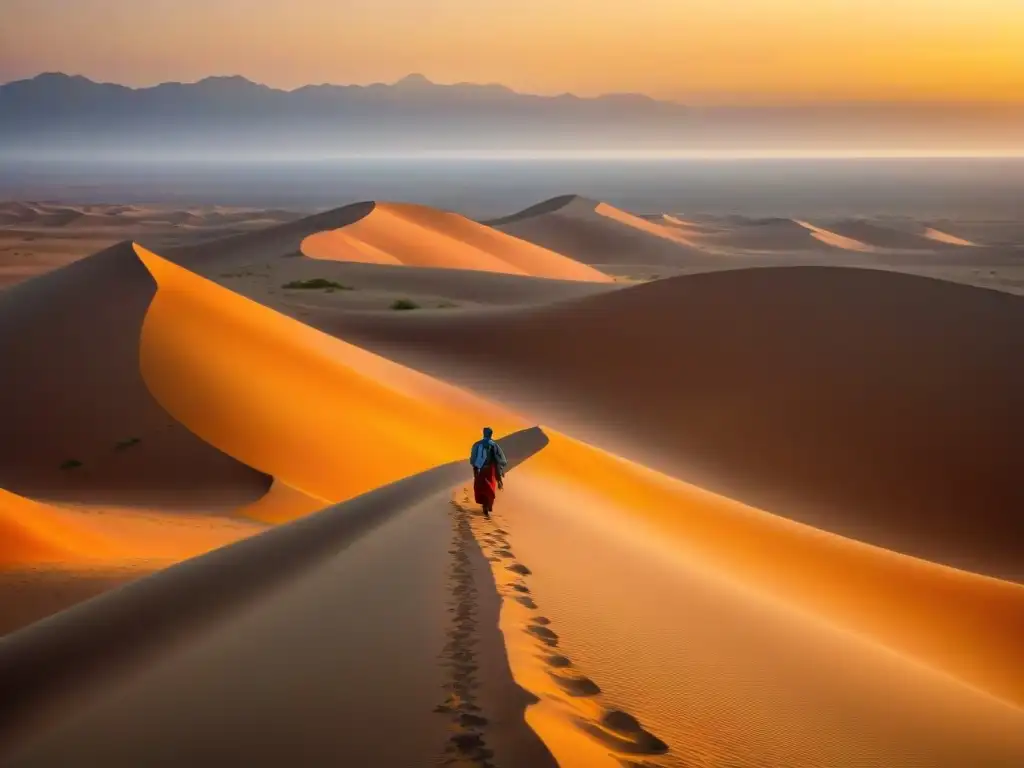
(470, 427), (508, 518)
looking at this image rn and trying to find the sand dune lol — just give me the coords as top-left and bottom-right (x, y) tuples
(0, 430), (550, 765)
(300, 202), (612, 282)
(4, 191), (1024, 766)
(817, 218), (961, 250)
(163, 202), (616, 312)
(794, 219), (876, 251)
(929, 220), (1024, 247)
(0, 241), (269, 509)
(478, 441), (1024, 765)
(0, 203), (305, 289)
(169, 200), (610, 283)
(920, 227), (979, 246)
(0, 491), (92, 567)
(0, 202), (299, 231)
(484, 195), (721, 271)
(324, 266), (1024, 581)
(135, 244), (525, 510)
(0, 233), (536, 635)
(694, 216), (858, 252)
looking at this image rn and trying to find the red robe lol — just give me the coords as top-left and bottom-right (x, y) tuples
(473, 462), (499, 507)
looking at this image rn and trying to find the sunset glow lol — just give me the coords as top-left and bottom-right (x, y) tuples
(1, 0), (1021, 102)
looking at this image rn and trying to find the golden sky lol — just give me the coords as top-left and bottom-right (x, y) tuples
(1, 0), (1021, 102)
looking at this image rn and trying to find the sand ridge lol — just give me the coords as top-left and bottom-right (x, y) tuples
(299, 201), (612, 282)
(484, 194), (724, 270)
(0, 240), (270, 509)
(455, 489), (672, 766)
(0, 429), (551, 764)
(489, 441), (1024, 765)
(134, 243), (527, 510)
(324, 266), (1024, 581)
(815, 218), (968, 251)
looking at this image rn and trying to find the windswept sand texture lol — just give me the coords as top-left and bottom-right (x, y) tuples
(2, 195), (1023, 766)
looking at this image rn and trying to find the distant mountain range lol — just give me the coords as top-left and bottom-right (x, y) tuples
(1, 73), (1021, 156)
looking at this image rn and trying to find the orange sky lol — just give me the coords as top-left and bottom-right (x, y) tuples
(1, 0), (1021, 103)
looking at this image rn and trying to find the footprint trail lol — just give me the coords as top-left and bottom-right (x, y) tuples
(453, 486), (674, 767)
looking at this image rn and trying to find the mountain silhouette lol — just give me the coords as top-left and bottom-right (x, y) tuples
(1, 73), (1019, 155)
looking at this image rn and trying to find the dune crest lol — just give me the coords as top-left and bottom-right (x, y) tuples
(486, 195), (719, 269)
(300, 202), (611, 282)
(134, 244), (526, 515)
(794, 220), (875, 252)
(925, 227), (979, 246)
(593, 202), (699, 246)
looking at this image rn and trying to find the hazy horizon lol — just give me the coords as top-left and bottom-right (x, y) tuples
(4, 71), (1023, 108)
(3, 156), (1021, 221)
(2, 0), (1022, 104)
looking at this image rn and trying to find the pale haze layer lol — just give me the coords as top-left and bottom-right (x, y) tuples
(1, 0), (1021, 103)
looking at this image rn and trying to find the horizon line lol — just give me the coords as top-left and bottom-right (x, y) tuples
(5, 71), (1024, 109)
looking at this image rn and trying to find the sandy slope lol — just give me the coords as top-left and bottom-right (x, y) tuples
(135, 244), (525, 508)
(163, 200), (614, 309)
(0, 430), (550, 766)
(0, 232), (543, 637)
(0, 202), (302, 288)
(474, 441), (1024, 766)
(4, 196), (1024, 765)
(323, 266), (1024, 582)
(485, 195), (723, 272)
(301, 202), (612, 282)
(816, 218), (965, 250)
(0, 241), (269, 508)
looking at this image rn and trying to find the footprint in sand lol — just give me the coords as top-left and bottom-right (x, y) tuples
(549, 670), (602, 697)
(526, 624), (559, 647)
(530, 616), (551, 626)
(514, 596), (538, 609)
(579, 710), (670, 756)
(506, 563), (532, 576)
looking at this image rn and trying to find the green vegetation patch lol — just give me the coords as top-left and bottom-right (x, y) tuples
(391, 298), (420, 310)
(282, 278), (353, 291)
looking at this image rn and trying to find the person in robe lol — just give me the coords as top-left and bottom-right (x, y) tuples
(470, 427), (508, 518)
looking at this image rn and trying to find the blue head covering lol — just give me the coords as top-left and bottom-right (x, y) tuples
(483, 427), (493, 439)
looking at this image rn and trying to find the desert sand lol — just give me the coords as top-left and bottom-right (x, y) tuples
(1, 193), (1023, 766)
(0, 202), (301, 288)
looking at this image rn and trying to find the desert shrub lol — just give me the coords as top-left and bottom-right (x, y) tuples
(282, 278), (352, 290)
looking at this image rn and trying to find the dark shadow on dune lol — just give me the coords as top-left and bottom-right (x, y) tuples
(481, 194), (580, 226)
(0, 426), (549, 757)
(326, 267), (1024, 581)
(0, 240), (269, 508)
